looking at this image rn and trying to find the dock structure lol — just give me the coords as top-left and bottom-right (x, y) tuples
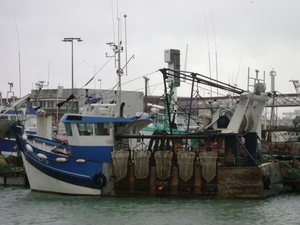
(0, 170), (28, 187)
(0, 155), (28, 187)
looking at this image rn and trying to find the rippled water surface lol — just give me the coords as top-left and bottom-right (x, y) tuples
(0, 187), (299, 225)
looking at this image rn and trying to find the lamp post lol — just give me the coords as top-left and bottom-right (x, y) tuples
(98, 79), (101, 90)
(98, 79), (102, 98)
(62, 37), (83, 112)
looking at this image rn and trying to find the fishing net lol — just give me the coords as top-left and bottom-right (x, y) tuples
(0, 120), (14, 139)
(154, 151), (173, 180)
(199, 151), (218, 182)
(112, 150), (129, 180)
(177, 151), (195, 182)
(134, 150), (151, 179)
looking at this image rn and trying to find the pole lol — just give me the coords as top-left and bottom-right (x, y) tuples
(144, 76), (149, 112)
(124, 14), (128, 76)
(98, 79), (101, 89)
(118, 42), (121, 106)
(71, 39), (74, 113)
(71, 39), (74, 97)
(62, 37), (83, 113)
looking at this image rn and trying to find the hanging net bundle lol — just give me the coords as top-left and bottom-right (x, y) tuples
(154, 151), (173, 180)
(134, 150), (151, 179)
(112, 150), (129, 180)
(177, 151), (195, 182)
(200, 151), (218, 182)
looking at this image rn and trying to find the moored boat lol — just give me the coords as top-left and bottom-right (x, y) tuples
(11, 47), (285, 198)
(12, 70), (284, 197)
(110, 66), (283, 198)
(12, 99), (152, 195)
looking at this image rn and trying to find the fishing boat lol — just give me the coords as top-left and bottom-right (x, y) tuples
(111, 66), (283, 198)
(12, 46), (284, 197)
(12, 96), (152, 195)
(11, 88), (283, 197)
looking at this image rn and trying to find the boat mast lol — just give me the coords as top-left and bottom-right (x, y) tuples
(13, 10), (21, 97)
(106, 40), (123, 108)
(164, 49), (180, 130)
(106, 14), (134, 112)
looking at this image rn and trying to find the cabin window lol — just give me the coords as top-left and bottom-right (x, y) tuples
(77, 123), (93, 136)
(94, 123), (110, 136)
(65, 123), (72, 136)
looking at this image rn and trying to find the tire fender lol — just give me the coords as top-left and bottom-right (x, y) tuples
(93, 173), (107, 189)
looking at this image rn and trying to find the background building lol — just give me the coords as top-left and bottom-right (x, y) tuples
(30, 86), (145, 126)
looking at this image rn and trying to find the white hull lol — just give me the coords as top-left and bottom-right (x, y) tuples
(21, 152), (101, 195)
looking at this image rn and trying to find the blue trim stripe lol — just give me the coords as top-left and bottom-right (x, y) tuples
(12, 125), (103, 189)
(23, 149), (101, 189)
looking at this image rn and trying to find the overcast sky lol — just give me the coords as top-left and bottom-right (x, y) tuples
(1, 0), (300, 113)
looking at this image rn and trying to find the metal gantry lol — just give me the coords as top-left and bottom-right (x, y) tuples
(156, 68), (300, 110)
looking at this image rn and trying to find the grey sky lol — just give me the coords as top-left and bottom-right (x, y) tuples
(1, 0), (300, 111)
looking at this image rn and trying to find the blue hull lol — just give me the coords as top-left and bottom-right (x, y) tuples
(0, 139), (17, 153)
(12, 125), (107, 192)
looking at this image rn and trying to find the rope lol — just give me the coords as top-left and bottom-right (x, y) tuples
(257, 135), (300, 178)
(257, 135), (276, 159)
(278, 160), (300, 177)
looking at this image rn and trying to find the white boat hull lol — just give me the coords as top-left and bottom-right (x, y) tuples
(21, 152), (101, 195)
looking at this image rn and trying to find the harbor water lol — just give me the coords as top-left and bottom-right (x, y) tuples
(0, 187), (299, 225)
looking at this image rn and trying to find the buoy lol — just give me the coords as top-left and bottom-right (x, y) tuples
(76, 159), (86, 163)
(56, 158), (67, 162)
(158, 186), (164, 191)
(26, 144), (33, 152)
(22, 134), (28, 140)
(37, 153), (47, 159)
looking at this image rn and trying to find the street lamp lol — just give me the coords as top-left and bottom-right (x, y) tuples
(98, 79), (102, 98)
(62, 37), (83, 112)
(98, 79), (101, 90)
